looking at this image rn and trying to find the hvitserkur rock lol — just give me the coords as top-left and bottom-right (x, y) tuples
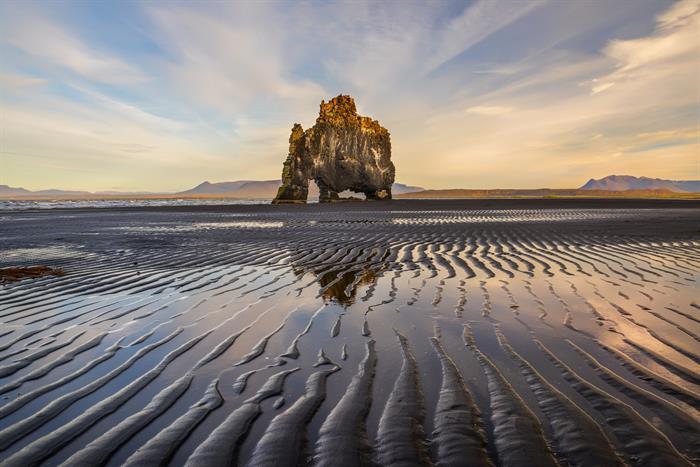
(272, 95), (395, 203)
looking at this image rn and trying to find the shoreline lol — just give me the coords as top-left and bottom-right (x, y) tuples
(2, 197), (699, 215)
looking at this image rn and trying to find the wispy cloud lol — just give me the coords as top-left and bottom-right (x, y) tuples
(425, 0), (545, 74)
(2, 12), (146, 84)
(590, 82), (614, 95)
(466, 106), (513, 116)
(146, 4), (326, 114)
(69, 84), (185, 132)
(592, 0), (700, 96)
(0, 73), (47, 88)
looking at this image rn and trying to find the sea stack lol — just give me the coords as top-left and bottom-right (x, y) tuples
(272, 95), (395, 203)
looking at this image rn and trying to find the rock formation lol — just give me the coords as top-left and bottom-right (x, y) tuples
(272, 95), (395, 203)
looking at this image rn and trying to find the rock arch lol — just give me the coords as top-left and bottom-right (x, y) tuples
(272, 95), (395, 204)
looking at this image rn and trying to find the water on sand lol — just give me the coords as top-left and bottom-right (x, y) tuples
(0, 200), (698, 466)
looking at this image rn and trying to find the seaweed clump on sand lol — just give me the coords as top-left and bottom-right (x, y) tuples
(0, 266), (65, 283)
(273, 95), (395, 203)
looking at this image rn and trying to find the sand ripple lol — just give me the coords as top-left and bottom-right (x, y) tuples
(0, 202), (698, 465)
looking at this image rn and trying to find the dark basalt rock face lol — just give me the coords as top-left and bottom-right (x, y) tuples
(272, 95), (395, 203)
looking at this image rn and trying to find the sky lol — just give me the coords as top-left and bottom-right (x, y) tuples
(0, 0), (698, 192)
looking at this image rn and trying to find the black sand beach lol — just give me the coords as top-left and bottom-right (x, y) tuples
(0, 199), (699, 466)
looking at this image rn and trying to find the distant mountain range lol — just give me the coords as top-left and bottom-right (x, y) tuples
(3, 175), (698, 199)
(0, 181), (424, 199)
(177, 180), (424, 198)
(0, 185), (156, 197)
(0, 186), (92, 197)
(395, 188), (694, 199)
(580, 175), (700, 192)
(177, 180), (269, 195)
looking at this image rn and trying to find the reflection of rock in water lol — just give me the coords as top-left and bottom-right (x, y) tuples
(296, 267), (378, 305)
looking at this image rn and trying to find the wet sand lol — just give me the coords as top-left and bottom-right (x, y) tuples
(0, 199), (698, 466)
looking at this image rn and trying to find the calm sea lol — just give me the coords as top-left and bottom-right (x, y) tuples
(0, 198), (276, 211)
